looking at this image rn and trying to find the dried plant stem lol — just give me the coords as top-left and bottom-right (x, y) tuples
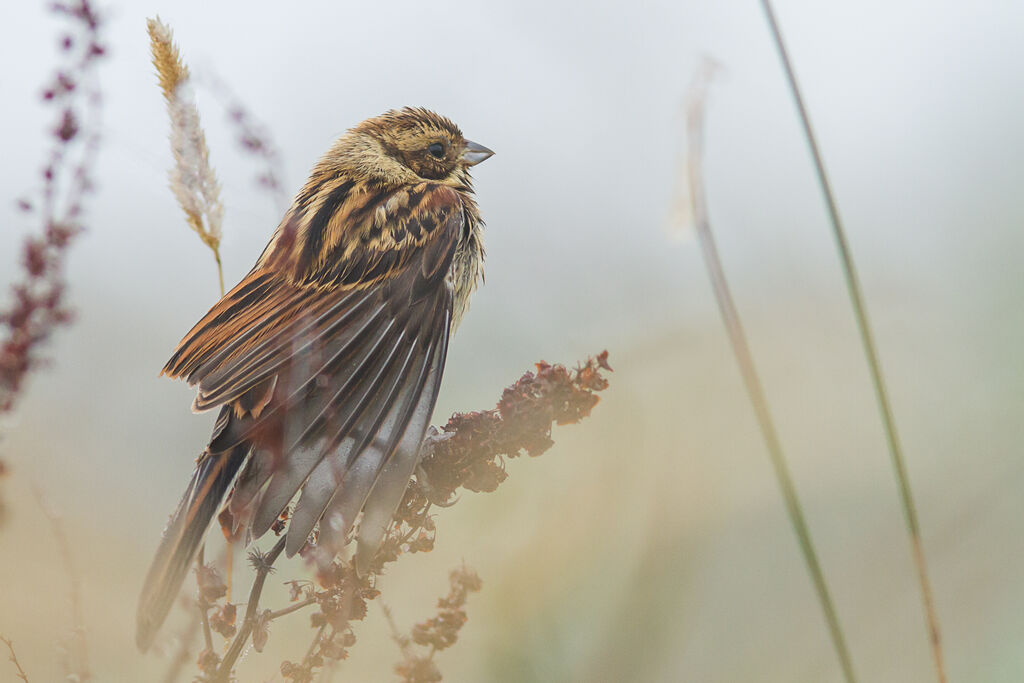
(302, 624), (328, 666)
(196, 547), (214, 652)
(33, 487), (90, 681)
(757, 4), (946, 681)
(380, 602), (413, 659)
(1, 636), (29, 682)
(211, 252), (225, 301)
(225, 540), (234, 603)
(211, 536), (286, 682)
(683, 60), (857, 682)
(268, 596), (318, 621)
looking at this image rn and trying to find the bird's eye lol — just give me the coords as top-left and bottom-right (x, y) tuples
(428, 142), (445, 158)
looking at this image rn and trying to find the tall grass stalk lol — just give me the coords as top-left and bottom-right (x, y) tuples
(682, 59), (858, 683)
(757, 3), (947, 681)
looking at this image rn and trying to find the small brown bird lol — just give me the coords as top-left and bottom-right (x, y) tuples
(136, 107), (492, 651)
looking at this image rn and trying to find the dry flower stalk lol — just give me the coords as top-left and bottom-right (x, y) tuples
(146, 17), (225, 296)
(189, 352), (612, 681)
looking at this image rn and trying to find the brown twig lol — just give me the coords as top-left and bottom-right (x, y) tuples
(191, 548), (237, 675)
(268, 596), (318, 621)
(380, 602), (414, 661)
(211, 536), (286, 682)
(225, 541), (234, 603)
(302, 624), (328, 667)
(196, 547), (214, 653)
(0, 636), (30, 682)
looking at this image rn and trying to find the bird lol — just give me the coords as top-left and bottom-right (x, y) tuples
(136, 107), (493, 651)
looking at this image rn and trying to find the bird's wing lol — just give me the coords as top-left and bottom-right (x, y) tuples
(163, 183), (463, 565)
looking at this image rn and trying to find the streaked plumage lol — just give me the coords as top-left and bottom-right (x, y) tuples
(137, 108), (492, 651)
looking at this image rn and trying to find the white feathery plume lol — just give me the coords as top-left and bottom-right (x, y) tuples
(147, 16), (225, 296)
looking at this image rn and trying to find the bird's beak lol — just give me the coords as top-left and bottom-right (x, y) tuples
(461, 140), (494, 166)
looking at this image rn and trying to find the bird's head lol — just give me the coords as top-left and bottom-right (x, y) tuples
(326, 107), (493, 188)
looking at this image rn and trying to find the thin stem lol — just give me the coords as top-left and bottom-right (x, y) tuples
(196, 546), (214, 652)
(33, 487), (90, 681)
(225, 539), (234, 603)
(211, 536), (286, 682)
(302, 624), (328, 667)
(757, 3), (946, 681)
(268, 596), (318, 621)
(380, 601), (413, 659)
(213, 249), (225, 298)
(1, 636), (30, 682)
(684, 60), (858, 682)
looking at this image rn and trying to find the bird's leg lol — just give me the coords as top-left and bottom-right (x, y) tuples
(414, 427), (458, 507)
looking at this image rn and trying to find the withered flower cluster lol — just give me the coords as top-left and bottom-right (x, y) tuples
(0, 0), (105, 415)
(398, 350), (613, 514)
(191, 352), (611, 681)
(392, 565), (483, 683)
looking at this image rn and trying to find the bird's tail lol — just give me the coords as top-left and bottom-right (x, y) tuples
(136, 443), (247, 651)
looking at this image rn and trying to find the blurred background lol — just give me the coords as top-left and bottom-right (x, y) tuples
(2, 0), (1023, 680)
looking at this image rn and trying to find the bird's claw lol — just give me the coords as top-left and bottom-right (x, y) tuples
(415, 462), (459, 507)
